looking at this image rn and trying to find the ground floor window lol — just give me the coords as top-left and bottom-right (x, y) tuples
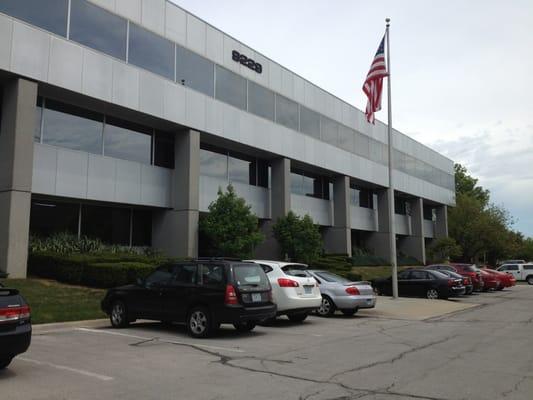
(29, 198), (152, 247)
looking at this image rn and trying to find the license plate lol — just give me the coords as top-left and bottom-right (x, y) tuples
(251, 293), (262, 302)
(304, 286), (313, 294)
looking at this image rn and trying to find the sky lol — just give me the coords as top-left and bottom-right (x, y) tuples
(171, 0), (533, 237)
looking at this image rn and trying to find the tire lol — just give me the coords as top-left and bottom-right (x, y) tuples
(187, 306), (213, 338)
(287, 313), (308, 323)
(341, 308), (358, 317)
(0, 357), (13, 370)
(527, 276), (533, 285)
(317, 296), (336, 317)
(110, 300), (129, 328)
(426, 288), (439, 300)
(233, 322), (256, 332)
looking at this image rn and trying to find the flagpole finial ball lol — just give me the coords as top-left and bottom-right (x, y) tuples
(386, 18), (390, 25)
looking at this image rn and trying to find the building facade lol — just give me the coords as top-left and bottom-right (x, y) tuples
(0, 0), (455, 278)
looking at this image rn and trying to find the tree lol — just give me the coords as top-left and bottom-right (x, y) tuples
(199, 184), (263, 258)
(427, 237), (462, 263)
(272, 211), (322, 264)
(454, 164), (490, 206)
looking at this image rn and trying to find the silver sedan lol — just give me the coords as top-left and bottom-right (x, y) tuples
(307, 270), (377, 316)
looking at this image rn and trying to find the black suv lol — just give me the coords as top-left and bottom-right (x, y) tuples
(0, 283), (32, 369)
(101, 259), (276, 338)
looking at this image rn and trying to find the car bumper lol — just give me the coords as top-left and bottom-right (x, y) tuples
(449, 286), (466, 296)
(333, 295), (377, 310)
(274, 295), (322, 314)
(0, 324), (32, 358)
(216, 304), (277, 323)
(483, 280), (499, 290)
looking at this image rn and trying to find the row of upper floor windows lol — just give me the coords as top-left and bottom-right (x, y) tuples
(0, 0), (454, 191)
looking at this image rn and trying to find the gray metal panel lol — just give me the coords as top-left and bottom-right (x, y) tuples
(87, 153), (116, 201)
(55, 148), (88, 198)
(49, 37), (83, 92)
(291, 194), (332, 226)
(112, 60), (140, 110)
(0, 14), (13, 71)
(11, 21), (49, 81)
(82, 49), (113, 101)
(32, 144), (57, 195)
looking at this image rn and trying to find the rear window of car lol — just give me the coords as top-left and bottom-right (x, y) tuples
(314, 271), (349, 283)
(523, 265), (533, 270)
(281, 264), (311, 277)
(429, 270), (450, 279)
(233, 264), (270, 290)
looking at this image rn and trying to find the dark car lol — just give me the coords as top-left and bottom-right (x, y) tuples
(426, 263), (484, 292)
(372, 269), (466, 300)
(433, 269), (473, 295)
(0, 283), (32, 369)
(101, 259), (277, 338)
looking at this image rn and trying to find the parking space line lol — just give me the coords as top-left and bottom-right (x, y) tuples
(17, 357), (114, 381)
(76, 328), (245, 353)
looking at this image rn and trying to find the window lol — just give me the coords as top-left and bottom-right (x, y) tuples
(145, 266), (173, 287)
(104, 117), (152, 164)
(132, 209), (152, 247)
(233, 264), (270, 290)
(523, 265), (533, 271)
(171, 265), (197, 285)
(506, 265), (519, 271)
(281, 265), (311, 277)
(397, 270), (410, 279)
(81, 205), (130, 245)
(321, 117), (338, 146)
(423, 206), (435, 221)
(299, 106), (320, 139)
(359, 189), (374, 209)
(354, 132), (370, 157)
(42, 99), (103, 154)
(257, 160), (269, 188)
(315, 271), (349, 283)
(410, 270), (428, 280)
(215, 66), (247, 110)
(395, 198), (407, 215)
(128, 23), (174, 80)
(176, 46), (214, 96)
(259, 264), (273, 274)
(339, 126), (355, 153)
(30, 200), (79, 237)
(247, 81), (274, 121)
(154, 131), (175, 169)
(70, 0), (127, 60)
(0, 0), (68, 37)
(275, 95), (299, 131)
(200, 146), (228, 180)
(290, 172), (304, 195)
(199, 264), (225, 286)
(34, 97), (43, 143)
(350, 187), (360, 207)
(228, 151), (254, 185)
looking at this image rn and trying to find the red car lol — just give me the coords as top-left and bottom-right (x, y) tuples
(479, 269), (501, 291)
(481, 266), (516, 289)
(426, 263), (484, 292)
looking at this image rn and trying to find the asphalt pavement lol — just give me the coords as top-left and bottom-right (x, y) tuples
(1, 285), (532, 400)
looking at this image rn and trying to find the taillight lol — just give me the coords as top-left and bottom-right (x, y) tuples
(278, 278), (299, 288)
(224, 285), (239, 305)
(0, 305), (31, 323)
(345, 286), (360, 295)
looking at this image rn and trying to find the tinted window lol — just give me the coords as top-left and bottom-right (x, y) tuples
(199, 264), (225, 286)
(154, 131), (175, 169)
(104, 117), (152, 164)
(176, 46), (214, 96)
(200, 146), (228, 180)
(397, 270), (410, 279)
(247, 81), (274, 121)
(259, 264), (273, 274)
(233, 264), (270, 290)
(132, 209), (151, 247)
(321, 117), (339, 146)
(129, 23), (174, 80)
(281, 265), (311, 277)
(30, 200), (79, 237)
(350, 187), (360, 206)
(145, 267), (173, 287)
(314, 271), (349, 283)
(410, 270), (429, 280)
(81, 205), (130, 245)
(523, 265), (533, 270)
(0, 0), (68, 37)
(171, 265), (197, 285)
(70, 0), (127, 60)
(42, 99), (103, 154)
(34, 98), (43, 142)
(275, 95), (299, 131)
(506, 265), (519, 271)
(215, 66), (246, 110)
(430, 270), (450, 279)
(299, 106), (320, 139)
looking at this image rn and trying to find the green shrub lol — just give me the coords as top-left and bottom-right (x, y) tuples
(0, 271), (8, 279)
(82, 262), (155, 288)
(349, 254), (389, 266)
(345, 272), (363, 282)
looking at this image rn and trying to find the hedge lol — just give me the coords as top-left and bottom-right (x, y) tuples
(0, 271), (7, 279)
(28, 252), (163, 288)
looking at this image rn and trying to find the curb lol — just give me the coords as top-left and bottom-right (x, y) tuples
(32, 318), (109, 333)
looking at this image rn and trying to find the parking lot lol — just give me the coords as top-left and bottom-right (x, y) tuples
(1, 285), (532, 400)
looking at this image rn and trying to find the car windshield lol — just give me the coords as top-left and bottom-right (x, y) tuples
(233, 264), (270, 290)
(314, 271), (350, 283)
(430, 270), (450, 279)
(281, 264), (311, 277)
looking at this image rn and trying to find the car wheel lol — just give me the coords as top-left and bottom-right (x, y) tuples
(233, 322), (256, 332)
(341, 308), (358, 317)
(110, 300), (129, 328)
(187, 307), (212, 338)
(426, 288), (439, 300)
(527, 276), (533, 285)
(317, 296), (336, 317)
(0, 357), (13, 370)
(288, 313), (308, 323)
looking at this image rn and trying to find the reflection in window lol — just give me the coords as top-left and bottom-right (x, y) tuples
(34, 97), (43, 143)
(176, 46), (214, 96)
(200, 146), (228, 180)
(129, 23), (174, 80)
(321, 117), (338, 146)
(339, 126), (354, 153)
(349, 187), (360, 207)
(104, 117), (152, 164)
(30, 200), (79, 237)
(0, 0), (68, 37)
(42, 99), (103, 154)
(229, 152), (254, 185)
(215, 66), (247, 110)
(299, 106), (320, 139)
(81, 204), (130, 245)
(247, 81), (274, 121)
(70, 0), (127, 60)
(275, 95), (299, 131)
(291, 170), (328, 199)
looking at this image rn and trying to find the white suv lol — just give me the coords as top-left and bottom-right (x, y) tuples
(246, 260), (322, 322)
(497, 264), (533, 285)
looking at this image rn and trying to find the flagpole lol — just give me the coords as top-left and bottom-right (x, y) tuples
(385, 18), (398, 299)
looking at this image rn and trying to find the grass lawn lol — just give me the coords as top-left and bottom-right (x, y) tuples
(352, 266), (411, 282)
(0, 278), (106, 325)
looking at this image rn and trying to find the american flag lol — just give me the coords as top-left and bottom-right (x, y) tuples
(363, 36), (388, 124)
